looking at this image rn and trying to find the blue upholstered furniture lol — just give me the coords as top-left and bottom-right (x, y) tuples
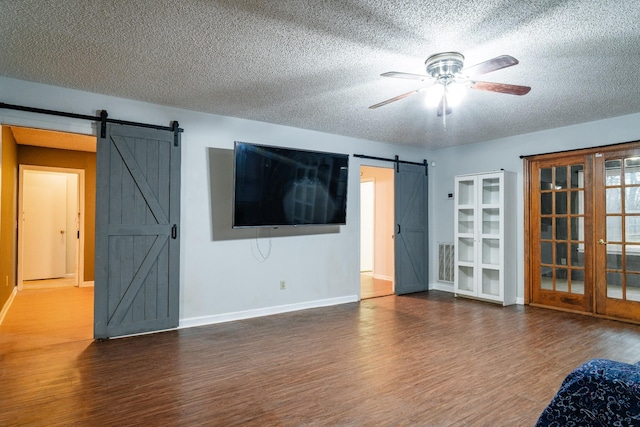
(536, 358), (640, 426)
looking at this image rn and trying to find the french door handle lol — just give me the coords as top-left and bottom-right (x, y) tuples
(598, 238), (607, 245)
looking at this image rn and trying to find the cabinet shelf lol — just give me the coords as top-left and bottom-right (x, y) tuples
(454, 171), (516, 306)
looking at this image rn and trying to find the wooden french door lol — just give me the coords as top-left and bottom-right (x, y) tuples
(594, 147), (640, 321)
(527, 142), (640, 322)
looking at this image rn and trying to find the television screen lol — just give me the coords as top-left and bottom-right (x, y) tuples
(233, 142), (349, 228)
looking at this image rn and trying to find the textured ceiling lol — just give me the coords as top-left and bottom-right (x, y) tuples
(1, 1), (639, 149)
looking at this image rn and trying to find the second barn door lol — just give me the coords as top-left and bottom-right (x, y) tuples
(394, 163), (429, 295)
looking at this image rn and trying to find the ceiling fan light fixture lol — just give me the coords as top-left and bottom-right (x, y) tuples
(445, 81), (467, 107)
(425, 52), (464, 78)
(425, 83), (444, 107)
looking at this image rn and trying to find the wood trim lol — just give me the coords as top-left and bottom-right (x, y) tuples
(522, 139), (640, 161)
(523, 157), (532, 304)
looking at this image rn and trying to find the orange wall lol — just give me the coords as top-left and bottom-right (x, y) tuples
(0, 127), (18, 307)
(17, 145), (96, 282)
(360, 166), (394, 281)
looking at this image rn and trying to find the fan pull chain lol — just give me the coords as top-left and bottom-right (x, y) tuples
(442, 89), (447, 131)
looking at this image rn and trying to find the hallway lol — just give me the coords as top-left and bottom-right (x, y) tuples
(0, 285), (93, 354)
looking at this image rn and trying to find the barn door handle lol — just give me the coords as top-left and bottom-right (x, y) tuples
(171, 224), (177, 239)
(397, 224), (401, 234)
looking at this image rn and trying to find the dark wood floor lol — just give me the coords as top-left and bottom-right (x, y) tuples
(2, 289), (640, 426)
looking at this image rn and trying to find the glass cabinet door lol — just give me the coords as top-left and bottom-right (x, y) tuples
(456, 177), (477, 295)
(479, 175), (502, 299)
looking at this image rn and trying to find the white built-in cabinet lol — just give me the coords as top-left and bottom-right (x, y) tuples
(454, 170), (516, 305)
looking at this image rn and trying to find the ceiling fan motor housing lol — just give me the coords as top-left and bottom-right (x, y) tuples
(425, 52), (464, 80)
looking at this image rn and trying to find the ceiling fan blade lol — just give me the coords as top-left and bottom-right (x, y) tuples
(436, 97), (452, 117)
(381, 71), (430, 81)
(470, 81), (531, 95)
(369, 89), (423, 109)
(462, 55), (519, 76)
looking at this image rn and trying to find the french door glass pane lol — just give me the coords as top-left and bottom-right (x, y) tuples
(556, 217), (567, 240)
(571, 217), (583, 240)
(570, 190), (583, 214)
(541, 242), (552, 264)
(571, 269), (585, 295)
(606, 188), (622, 213)
(624, 157), (640, 184)
(541, 217), (552, 238)
(571, 243), (584, 267)
(541, 268), (553, 290)
(607, 216), (622, 242)
(556, 243), (568, 265)
(607, 272), (623, 299)
(627, 273), (640, 301)
(606, 160), (622, 185)
(541, 193), (552, 214)
(607, 252), (622, 270)
(555, 192), (567, 214)
(540, 168), (552, 189)
(625, 249), (640, 272)
(556, 268), (568, 291)
(570, 165), (584, 188)
(555, 166), (567, 189)
(626, 216), (640, 242)
(625, 188), (640, 212)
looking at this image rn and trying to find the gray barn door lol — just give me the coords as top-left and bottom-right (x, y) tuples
(94, 123), (180, 338)
(395, 163), (428, 295)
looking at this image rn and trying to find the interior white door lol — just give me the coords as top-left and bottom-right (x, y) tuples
(360, 180), (374, 271)
(23, 171), (67, 280)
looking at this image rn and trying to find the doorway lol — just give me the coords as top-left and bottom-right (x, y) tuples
(18, 167), (84, 288)
(360, 166), (394, 299)
(2, 126), (96, 349)
(526, 141), (640, 322)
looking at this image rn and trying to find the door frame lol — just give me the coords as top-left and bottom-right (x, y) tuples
(358, 162), (395, 299)
(17, 165), (85, 290)
(360, 178), (375, 273)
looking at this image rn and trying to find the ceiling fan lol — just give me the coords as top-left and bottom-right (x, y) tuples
(369, 52), (531, 121)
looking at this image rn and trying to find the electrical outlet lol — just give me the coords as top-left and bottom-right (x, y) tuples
(280, 280), (286, 290)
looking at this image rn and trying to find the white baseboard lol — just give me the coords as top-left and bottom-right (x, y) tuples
(429, 282), (526, 306)
(372, 273), (394, 281)
(179, 295), (359, 329)
(430, 282), (454, 292)
(81, 281), (94, 287)
(0, 287), (18, 325)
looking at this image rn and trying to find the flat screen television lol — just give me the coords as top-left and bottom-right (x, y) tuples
(233, 141), (349, 228)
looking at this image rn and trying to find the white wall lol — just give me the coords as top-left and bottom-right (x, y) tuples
(0, 76), (428, 326)
(427, 113), (640, 302)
